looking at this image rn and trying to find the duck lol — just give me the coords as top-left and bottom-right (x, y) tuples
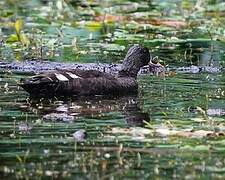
(19, 45), (150, 97)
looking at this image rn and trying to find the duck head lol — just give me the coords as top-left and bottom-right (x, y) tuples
(118, 45), (150, 78)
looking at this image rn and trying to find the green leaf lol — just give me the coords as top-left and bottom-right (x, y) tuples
(6, 34), (19, 43)
(15, 19), (23, 35)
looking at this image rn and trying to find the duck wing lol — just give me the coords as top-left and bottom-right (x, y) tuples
(19, 69), (121, 97)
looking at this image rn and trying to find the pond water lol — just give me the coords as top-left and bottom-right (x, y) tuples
(0, 0), (225, 179)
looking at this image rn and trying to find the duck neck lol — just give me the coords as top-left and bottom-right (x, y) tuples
(118, 65), (140, 78)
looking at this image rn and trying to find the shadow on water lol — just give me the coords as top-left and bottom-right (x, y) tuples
(24, 95), (150, 127)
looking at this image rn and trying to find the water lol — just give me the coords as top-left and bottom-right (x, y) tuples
(0, 0), (225, 179)
(0, 72), (224, 179)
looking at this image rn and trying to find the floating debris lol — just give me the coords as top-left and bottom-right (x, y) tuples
(109, 127), (225, 139)
(73, 129), (86, 141)
(18, 122), (32, 134)
(43, 113), (74, 122)
(207, 108), (225, 116)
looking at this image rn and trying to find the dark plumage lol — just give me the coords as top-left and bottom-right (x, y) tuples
(19, 45), (150, 97)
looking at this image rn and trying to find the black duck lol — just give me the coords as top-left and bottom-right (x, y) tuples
(19, 45), (150, 97)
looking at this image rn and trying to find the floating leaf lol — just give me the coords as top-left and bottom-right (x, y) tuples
(85, 21), (102, 27)
(135, 19), (187, 29)
(95, 14), (124, 23)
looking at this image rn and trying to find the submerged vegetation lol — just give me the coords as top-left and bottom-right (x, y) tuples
(0, 0), (225, 179)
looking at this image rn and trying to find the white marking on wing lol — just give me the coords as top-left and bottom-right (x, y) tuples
(55, 73), (69, 81)
(66, 72), (81, 79)
(46, 77), (53, 81)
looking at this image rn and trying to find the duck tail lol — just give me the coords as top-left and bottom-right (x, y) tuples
(18, 76), (57, 96)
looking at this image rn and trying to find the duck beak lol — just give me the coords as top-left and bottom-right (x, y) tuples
(148, 60), (166, 75)
(148, 60), (163, 67)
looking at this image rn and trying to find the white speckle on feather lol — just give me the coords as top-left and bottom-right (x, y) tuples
(55, 73), (69, 81)
(66, 72), (81, 79)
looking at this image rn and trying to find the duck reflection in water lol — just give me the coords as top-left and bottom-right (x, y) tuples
(25, 95), (150, 127)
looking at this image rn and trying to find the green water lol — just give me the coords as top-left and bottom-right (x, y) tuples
(0, 73), (224, 179)
(0, 0), (225, 179)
